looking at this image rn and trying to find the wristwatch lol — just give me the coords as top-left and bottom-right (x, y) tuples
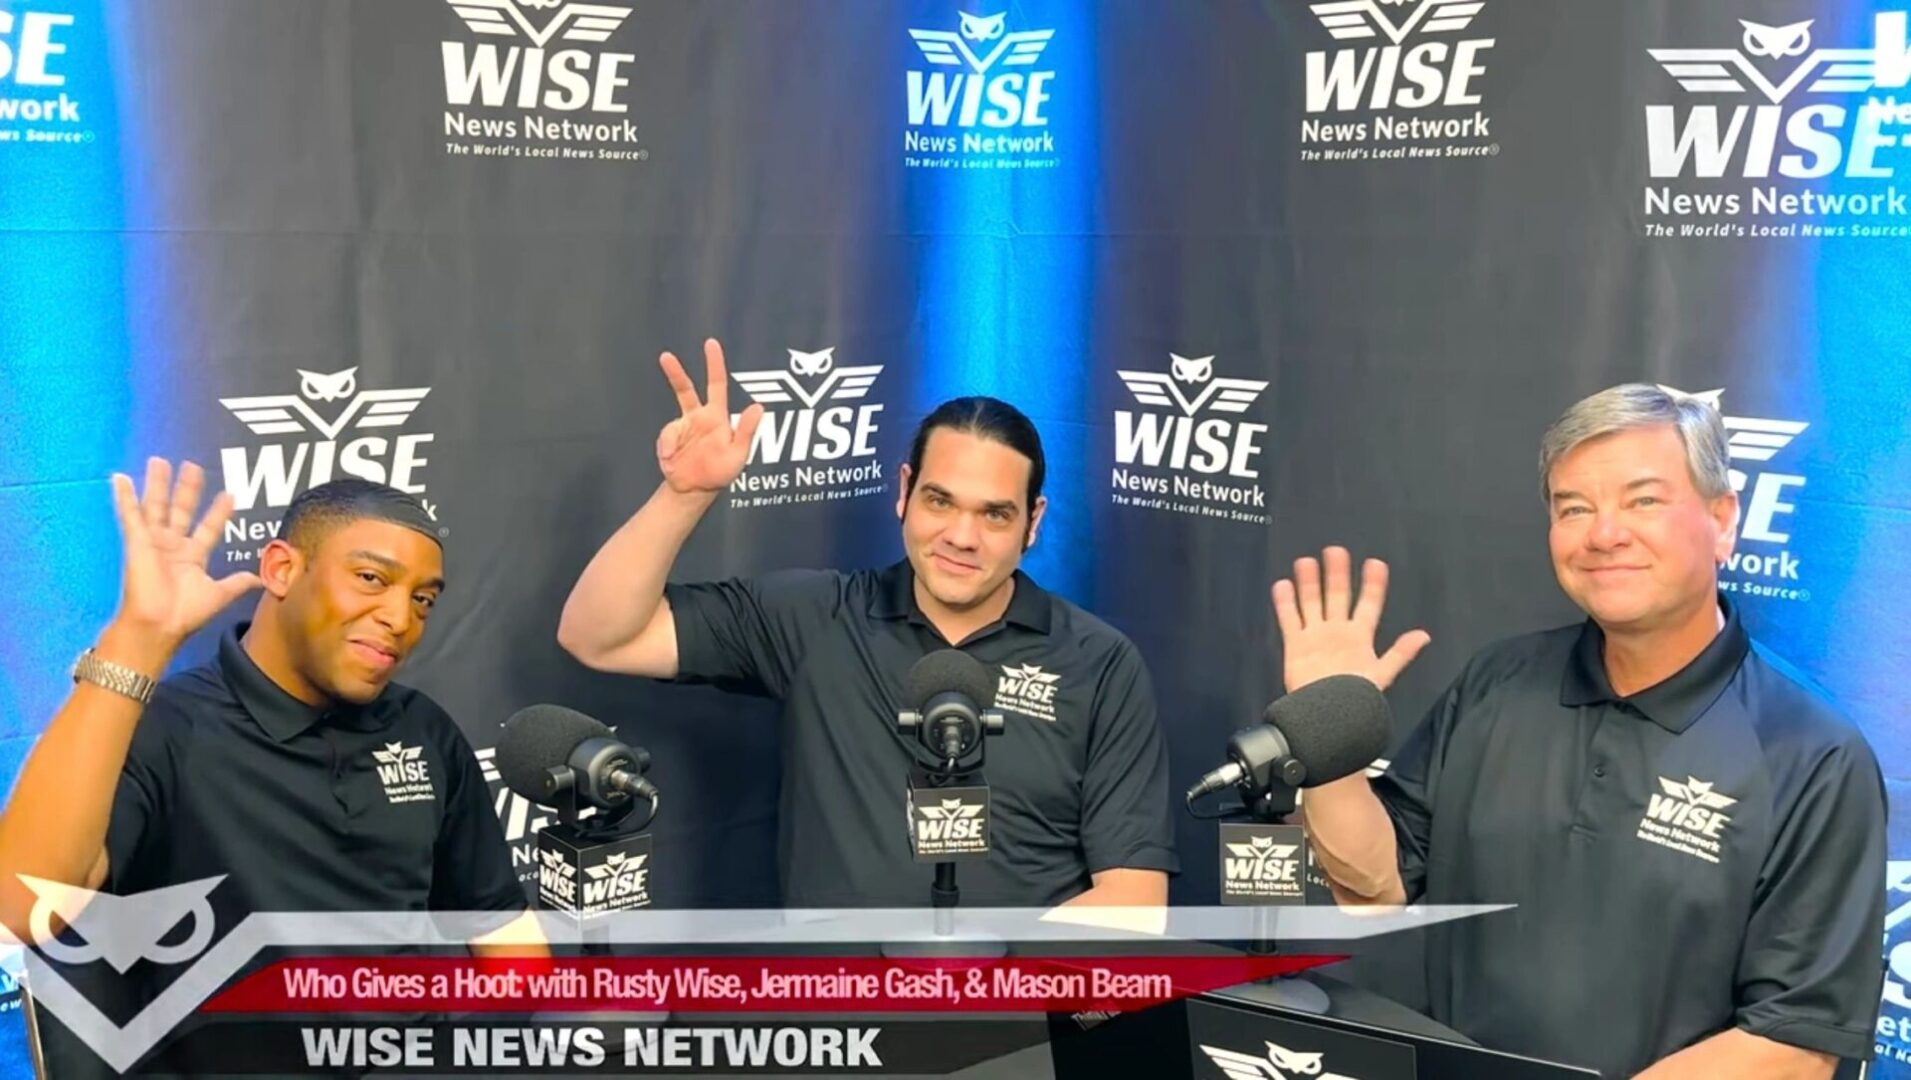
(72, 649), (159, 705)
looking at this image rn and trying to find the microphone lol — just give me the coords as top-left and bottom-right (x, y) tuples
(897, 650), (1005, 762)
(500, 706), (660, 921)
(498, 704), (660, 810)
(1187, 675), (1393, 801)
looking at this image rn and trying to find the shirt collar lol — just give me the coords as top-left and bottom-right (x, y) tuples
(1559, 593), (1750, 733)
(219, 623), (383, 742)
(868, 559), (1053, 636)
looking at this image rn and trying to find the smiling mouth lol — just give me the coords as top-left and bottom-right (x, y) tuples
(348, 640), (399, 669)
(931, 553), (979, 574)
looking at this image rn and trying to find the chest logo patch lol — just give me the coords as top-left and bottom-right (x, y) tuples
(371, 741), (436, 805)
(994, 663), (1062, 722)
(1636, 775), (1736, 864)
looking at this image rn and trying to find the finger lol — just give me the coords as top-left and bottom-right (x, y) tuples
(168, 461), (205, 535)
(140, 457), (172, 532)
(1376, 629), (1433, 688)
(187, 489), (236, 558)
(1322, 545), (1353, 621)
(213, 571), (264, 606)
(1293, 556), (1322, 627)
(1351, 557), (1390, 628)
(659, 352), (701, 416)
(110, 473), (146, 538)
(731, 403), (764, 457)
(703, 338), (729, 416)
(1270, 580), (1302, 640)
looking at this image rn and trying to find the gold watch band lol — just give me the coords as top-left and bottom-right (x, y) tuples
(72, 648), (159, 705)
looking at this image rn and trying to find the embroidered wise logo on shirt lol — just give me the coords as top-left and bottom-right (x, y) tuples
(994, 663), (1062, 721)
(1636, 775), (1736, 864)
(370, 742), (435, 804)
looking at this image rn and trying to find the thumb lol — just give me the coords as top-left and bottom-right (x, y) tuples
(656, 417), (687, 463)
(215, 571), (264, 605)
(732, 404), (765, 454)
(1375, 629), (1432, 688)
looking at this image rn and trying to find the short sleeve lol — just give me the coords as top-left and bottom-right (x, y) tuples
(101, 694), (184, 893)
(664, 569), (842, 698)
(1369, 675), (1466, 904)
(1733, 733), (1887, 1059)
(1079, 645), (1180, 876)
(427, 717), (529, 922)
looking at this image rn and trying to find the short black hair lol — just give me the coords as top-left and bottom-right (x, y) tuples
(905, 396), (1046, 510)
(280, 479), (440, 555)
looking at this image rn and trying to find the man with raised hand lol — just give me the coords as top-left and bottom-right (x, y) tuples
(559, 340), (1177, 909)
(0, 460), (542, 956)
(1285, 384), (1884, 1079)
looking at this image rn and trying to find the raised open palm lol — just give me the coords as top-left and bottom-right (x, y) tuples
(656, 339), (765, 495)
(111, 458), (262, 647)
(1271, 546), (1430, 693)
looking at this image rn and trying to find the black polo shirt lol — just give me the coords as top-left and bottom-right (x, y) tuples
(1373, 596), (1886, 1078)
(39, 625), (527, 1077)
(665, 560), (1180, 907)
(103, 623), (525, 921)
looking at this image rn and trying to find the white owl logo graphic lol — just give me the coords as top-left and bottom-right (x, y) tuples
(1307, 0), (1485, 47)
(959, 11), (1005, 42)
(919, 798), (985, 821)
(787, 347), (835, 377)
(910, 11), (1053, 74)
(221, 367), (431, 442)
(1118, 354), (1268, 417)
(1741, 19), (1811, 59)
(583, 852), (648, 880)
(445, 0), (634, 50)
(1199, 1040), (1360, 1080)
(1658, 776), (1738, 811)
(1650, 17), (1880, 104)
(1170, 353), (1214, 384)
(731, 347), (881, 411)
(298, 367), (357, 402)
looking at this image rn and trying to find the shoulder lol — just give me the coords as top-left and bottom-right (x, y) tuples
(1044, 594), (1149, 682)
(142, 656), (234, 738)
(1736, 640), (1880, 780)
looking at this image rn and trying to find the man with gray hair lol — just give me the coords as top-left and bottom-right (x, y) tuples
(1280, 384), (1885, 1078)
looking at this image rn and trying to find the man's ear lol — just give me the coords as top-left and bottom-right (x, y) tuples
(1025, 495), (1048, 551)
(258, 539), (304, 599)
(896, 463), (914, 524)
(1709, 490), (1741, 565)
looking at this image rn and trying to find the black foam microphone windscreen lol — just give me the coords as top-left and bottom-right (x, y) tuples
(904, 649), (997, 712)
(497, 704), (612, 799)
(1262, 674), (1394, 787)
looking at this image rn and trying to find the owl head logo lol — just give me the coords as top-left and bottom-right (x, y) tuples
(298, 367), (359, 403)
(1739, 19), (1811, 59)
(1170, 353), (1214, 384)
(788, 347), (835, 377)
(959, 11), (1006, 41)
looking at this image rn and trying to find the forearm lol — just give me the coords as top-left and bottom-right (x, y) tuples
(1299, 775), (1406, 904)
(1631, 1028), (1835, 1080)
(0, 621), (172, 935)
(556, 483), (716, 668)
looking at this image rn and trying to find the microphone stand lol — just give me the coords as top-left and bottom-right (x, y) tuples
(883, 748), (1007, 960)
(1215, 777), (1331, 1015)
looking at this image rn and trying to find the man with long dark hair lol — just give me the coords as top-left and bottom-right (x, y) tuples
(560, 340), (1177, 908)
